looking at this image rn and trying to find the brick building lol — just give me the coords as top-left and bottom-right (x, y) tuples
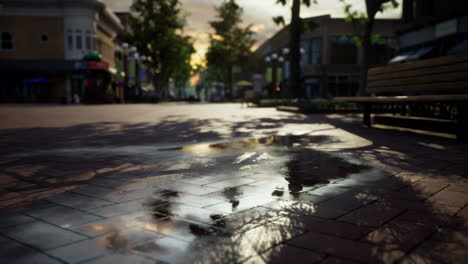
(391, 0), (468, 64)
(255, 15), (401, 98)
(0, 0), (124, 103)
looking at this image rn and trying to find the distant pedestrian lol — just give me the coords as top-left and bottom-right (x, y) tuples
(73, 93), (80, 104)
(242, 89), (255, 108)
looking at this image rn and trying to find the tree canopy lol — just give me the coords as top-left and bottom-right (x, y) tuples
(205, 0), (255, 99)
(127, 0), (196, 98)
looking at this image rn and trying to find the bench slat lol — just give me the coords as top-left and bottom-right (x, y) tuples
(369, 53), (468, 76)
(368, 72), (468, 90)
(368, 63), (468, 82)
(368, 81), (468, 94)
(334, 94), (468, 103)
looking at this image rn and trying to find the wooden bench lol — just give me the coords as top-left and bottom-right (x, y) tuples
(335, 53), (468, 141)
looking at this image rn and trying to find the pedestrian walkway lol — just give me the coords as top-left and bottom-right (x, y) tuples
(0, 104), (467, 263)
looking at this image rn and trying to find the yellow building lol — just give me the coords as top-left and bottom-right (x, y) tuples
(0, 0), (124, 103)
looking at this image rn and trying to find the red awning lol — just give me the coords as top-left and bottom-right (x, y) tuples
(87, 61), (109, 71)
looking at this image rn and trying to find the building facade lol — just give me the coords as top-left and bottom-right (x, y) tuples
(255, 15), (401, 98)
(0, 0), (124, 103)
(391, 0), (468, 64)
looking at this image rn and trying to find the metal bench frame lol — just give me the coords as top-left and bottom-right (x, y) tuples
(335, 53), (468, 141)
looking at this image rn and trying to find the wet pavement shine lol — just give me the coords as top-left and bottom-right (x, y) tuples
(1, 103), (468, 264)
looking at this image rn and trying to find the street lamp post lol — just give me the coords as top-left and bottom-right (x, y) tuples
(265, 53), (285, 97)
(121, 42), (130, 102)
(280, 47), (305, 98)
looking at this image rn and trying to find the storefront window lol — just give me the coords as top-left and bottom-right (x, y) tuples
(76, 30), (82, 50)
(86, 31), (92, 50)
(310, 38), (322, 65)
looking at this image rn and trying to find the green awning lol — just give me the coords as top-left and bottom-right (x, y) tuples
(82, 53), (102, 61)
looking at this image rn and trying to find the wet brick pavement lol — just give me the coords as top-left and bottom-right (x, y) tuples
(1, 103), (468, 263)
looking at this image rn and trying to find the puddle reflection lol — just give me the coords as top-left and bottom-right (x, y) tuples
(158, 134), (338, 154)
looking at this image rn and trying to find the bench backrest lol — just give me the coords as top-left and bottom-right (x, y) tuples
(367, 53), (468, 95)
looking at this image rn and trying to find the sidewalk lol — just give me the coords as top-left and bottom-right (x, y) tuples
(0, 104), (467, 263)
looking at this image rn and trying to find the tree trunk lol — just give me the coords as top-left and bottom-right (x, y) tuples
(359, 3), (376, 96)
(289, 0), (301, 98)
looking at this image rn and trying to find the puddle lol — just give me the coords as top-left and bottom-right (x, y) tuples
(158, 134), (338, 153)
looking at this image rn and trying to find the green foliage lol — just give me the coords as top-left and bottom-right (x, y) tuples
(338, 0), (399, 46)
(127, 0), (196, 96)
(205, 0), (255, 97)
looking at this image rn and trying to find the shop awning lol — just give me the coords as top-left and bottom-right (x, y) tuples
(83, 53), (102, 61)
(388, 47), (433, 65)
(236, 80), (253, 86)
(447, 40), (468, 55)
(88, 61), (109, 71)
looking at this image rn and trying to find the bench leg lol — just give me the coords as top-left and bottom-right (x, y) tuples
(457, 103), (468, 142)
(363, 103), (371, 127)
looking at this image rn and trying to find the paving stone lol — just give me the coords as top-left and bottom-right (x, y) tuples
(147, 201), (225, 223)
(242, 223), (306, 253)
(319, 256), (360, 264)
(151, 191), (223, 208)
(316, 191), (378, 211)
(158, 182), (219, 196)
(263, 200), (348, 219)
(85, 178), (126, 189)
(134, 214), (225, 243)
(426, 190), (468, 208)
(133, 236), (194, 264)
(445, 183), (468, 193)
(287, 231), (405, 264)
(69, 211), (145, 237)
(101, 189), (152, 203)
(70, 184), (117, 198)
(82, 253), (160, 264)
(457, 206), (468, 218)
(211, 206), (282, 233)
(47, 227), (161, 264)
(88, 199), (145, 218)
(274, 214), (371, 240)
(46, 192), (114, 210)
(204, 194), (278, 214)
(395, 210), (452, 228)
(0, 213), (36, 228)
(204, 177), (259, 189)
(362, 220), (435, 251)
(400, 240), (468, 264)
(260, 244), (325, 264)
(339, 204), (404, 227)
(404, 180), (449, 197)
(0, 235), (63, 264)
(0, 221), (87, 250)
(279, 192), (332, 203)
(116, 181), (152, 191)
(25, 205), (102, 228)
(177, 175), (232, 185)
(431, 226), (468, 246)
(202, 185), (265, 201)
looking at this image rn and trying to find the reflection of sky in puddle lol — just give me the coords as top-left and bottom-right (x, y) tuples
(60, 135), (391, 263)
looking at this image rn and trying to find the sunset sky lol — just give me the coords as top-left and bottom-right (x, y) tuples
(101, 0), (403, 65)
